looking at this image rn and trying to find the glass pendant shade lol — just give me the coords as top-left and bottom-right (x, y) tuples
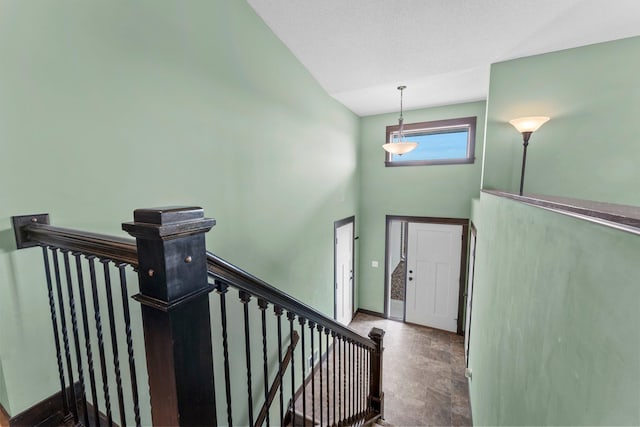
(382, 141), (418, 154)
(509, 116), (550, 133)
(382, 85), (418, 155)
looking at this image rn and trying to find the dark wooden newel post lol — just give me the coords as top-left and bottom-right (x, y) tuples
(123, 207), (217, 426)
(368, 327), (385, 418)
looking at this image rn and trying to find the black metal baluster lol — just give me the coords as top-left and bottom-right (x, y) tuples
(331, 331), (336, 427)
(298, 317), (306, 424)
(350, 340), (354, 422)
(342, 339), (346, 425)
(117, 263), (141, 427)
(258, 299), (270, 427)
(61, 250), (88, 426)
(287, 312), (296, 427)
(337, 335), (341, 426)
(73, 252), (100, 426)
(87, 256), (113, 426)
(215, 280), (233, 427)
(239, 291), (254, 427)
(51, 248), (78, 421)
(326, 329), (331, 427)
(348, 340), (351, 423)
(317, 325), (323, 427)
(41, 247), (69, 416)
(101, 260), (126, 427)
(309, 321), (316, 425)
(358, 344), (362, 418)
(274, 306), (284, 424)
(367, 349), (371, 414)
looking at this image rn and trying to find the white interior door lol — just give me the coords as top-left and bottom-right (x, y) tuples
(405, 222), (462, 332)
(335, 221), (354, 326)
(465, 229), (477, 366)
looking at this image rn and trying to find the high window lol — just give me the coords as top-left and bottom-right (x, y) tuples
(385, 116), (477, 166)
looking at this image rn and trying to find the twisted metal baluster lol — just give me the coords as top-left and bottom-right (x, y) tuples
(239, 291), (254, 426)
(258, 299), (270, 427)
(87, 255), (112, 426)
(101, 260), (126, 427)
(298, 317), (306, 424)
(274, 306), (284, 424)
(309, 321), (316, 425)
(117, 263), (141, 427)
(73, 252), (100, 426)
(61, 250), (88, 426)
(51, 248), (78, 421)
(41, 247), (69, 415)
(317, 325), (323, 427)
(287, 312), (296, 427)
(215, 280), (233, 427)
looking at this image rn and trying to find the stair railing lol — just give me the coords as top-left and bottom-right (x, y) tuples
(12, 206), (384, 426)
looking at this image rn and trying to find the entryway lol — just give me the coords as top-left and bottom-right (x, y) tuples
(384, 216), (468, 334)
(334, 216), (355, 326)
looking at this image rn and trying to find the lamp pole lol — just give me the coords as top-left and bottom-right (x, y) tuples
(519, 131), (532, 196)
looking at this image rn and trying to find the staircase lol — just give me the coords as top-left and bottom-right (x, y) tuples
(10, 206), (385, 426)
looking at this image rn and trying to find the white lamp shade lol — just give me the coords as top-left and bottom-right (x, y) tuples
(382, 141), (418, 155)
(509, 116), (550, 133)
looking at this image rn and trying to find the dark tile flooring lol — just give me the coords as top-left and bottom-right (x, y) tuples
(293, 313), (472, 426)
(348, 313), (472, 426)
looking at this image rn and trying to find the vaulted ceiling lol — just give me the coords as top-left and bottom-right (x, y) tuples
(248, 0), (640, 116)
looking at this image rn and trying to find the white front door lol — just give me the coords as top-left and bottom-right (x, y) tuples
(464, 228), (477, 365)
(335, 221), (354, 326)
(405, 222), (462, 332)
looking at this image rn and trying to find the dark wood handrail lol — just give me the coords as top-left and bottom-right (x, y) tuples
(13, 222), (375, 349)
(207, 251), (376, 349)
(17, 223), (138, 265)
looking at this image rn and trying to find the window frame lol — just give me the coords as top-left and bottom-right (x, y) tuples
(384, 116), (477, 167)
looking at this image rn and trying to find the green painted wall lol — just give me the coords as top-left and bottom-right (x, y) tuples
(357, 101), (486, 313)
(0, 1), (358, 416)
(469, 192), (640, 425)
(482, 36), (640, 206)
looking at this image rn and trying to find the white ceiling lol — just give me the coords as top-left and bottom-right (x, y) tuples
(247, 0), (640, 116)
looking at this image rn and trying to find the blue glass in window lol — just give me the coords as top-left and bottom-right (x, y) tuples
(391, 130), (469, 162)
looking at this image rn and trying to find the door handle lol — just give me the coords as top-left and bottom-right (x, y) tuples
(408, 277), (413, 281)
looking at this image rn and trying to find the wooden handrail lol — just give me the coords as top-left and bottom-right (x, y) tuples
(207, 252), (376, 349)
(12, 221), (375, 349)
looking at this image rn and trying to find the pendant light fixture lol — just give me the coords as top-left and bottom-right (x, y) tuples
(382, 85), (418, 155)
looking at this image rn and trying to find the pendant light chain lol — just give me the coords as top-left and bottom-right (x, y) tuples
(398, 85), (406, 143)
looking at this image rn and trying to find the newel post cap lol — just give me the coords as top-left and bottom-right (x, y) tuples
(122, 206), (215, 239)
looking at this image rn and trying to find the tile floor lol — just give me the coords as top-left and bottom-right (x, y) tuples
(348, 313), (472, 426)
(294, 313), (472, 426)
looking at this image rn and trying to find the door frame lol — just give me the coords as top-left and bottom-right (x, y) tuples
(334, 216), (356, 322)
(465, 222), (477, 366)
(384, 215), (469, 334)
